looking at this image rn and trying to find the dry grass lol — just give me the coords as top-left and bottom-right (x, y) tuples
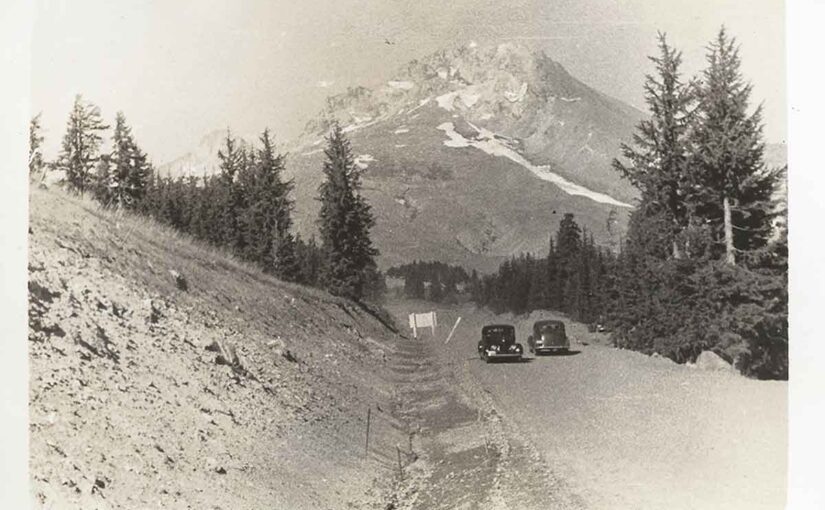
(31, 185), (353, 307)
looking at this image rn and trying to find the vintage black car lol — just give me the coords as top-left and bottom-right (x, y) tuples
(527, 320), (570, 354)
(477, 324), (523, 363)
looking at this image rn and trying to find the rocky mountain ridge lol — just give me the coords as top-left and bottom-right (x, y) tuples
(159, 42), (787, 270)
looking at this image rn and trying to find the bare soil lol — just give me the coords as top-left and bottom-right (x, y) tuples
(28, 188), (413, 509)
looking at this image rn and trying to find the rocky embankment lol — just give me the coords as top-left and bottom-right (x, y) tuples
(28, 188), (413, 509)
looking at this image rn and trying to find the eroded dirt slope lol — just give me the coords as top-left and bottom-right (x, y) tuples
(28, 188), (411, 509)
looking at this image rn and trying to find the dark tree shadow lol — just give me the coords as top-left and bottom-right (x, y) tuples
(533, 350), (582, 357)
(481, 356), (534, 364)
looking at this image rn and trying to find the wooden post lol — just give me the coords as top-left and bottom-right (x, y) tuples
(444, 317), (462, 344)
(365, 407), (371, 458)
(396, 445), (403, 480)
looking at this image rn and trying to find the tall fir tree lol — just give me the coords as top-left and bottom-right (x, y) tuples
(262, 130), (298, 279)
(613, 32), (695, 259)
(29, 113), (45, 175)
(690, 27), (779, 266)
(57, 95), (109, 194)
(216, 131), (246, 254)
(108, 112), (152, 209)
(556, 213), (582, 314)
(242, 129), (299, 280)
(92, 154), (113, 204)
(317, 123), (378, 300)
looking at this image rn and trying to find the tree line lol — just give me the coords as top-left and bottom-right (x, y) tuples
(31, 97), (382, 302)
(386, 260), (471, 303)
(472, 214), (612, 324)
(471, 28), (787, 379)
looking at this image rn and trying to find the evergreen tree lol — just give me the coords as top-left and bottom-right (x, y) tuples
(216, 131), (245, 254)
(468, 269), (481, 301)
(690, 27), (779, 266)
(257, 129), (298, 280)
(295, 235), (323, 287)
(92, 154), (113, 205)
(556, 213), (582, 314)
(316, 123), (378, 300)
(546, 238), (562, 310)
(613, 33), (695, 259)
(429, 271), (443, 302)
(57, 95), (109, 194)
(29, 113), (45, 175)
(109, 112), (152, 208)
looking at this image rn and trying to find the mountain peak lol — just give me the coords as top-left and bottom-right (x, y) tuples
(301, 41), (588, 139)
(160, 40), (646, 268)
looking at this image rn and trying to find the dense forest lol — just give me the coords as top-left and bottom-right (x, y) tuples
(31, 102), (383, 302)
(472, 29), (787, 379)
(471, 214), (612, 324)
(386, 260), (471, 303)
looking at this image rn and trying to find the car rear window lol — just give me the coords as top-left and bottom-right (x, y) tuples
(483, 327), (514, 341)
(539, 322), (564, 333)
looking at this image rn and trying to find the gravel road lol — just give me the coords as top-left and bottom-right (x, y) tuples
(394, 301), (787, 510)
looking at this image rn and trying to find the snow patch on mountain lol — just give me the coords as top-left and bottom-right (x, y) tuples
(351, 114), (374, 124)
(394, 127), (410, 134)
(354, 154), (376, 169)
(504, 82), (528, 103)
(461, 92), (481, 108)
(406, 97), (431, 115)
(436, 122), (632, 208)
(387, 80), (415, 90)
(436, 91), (459, 111)
(436, 87), (483, 111)
(342, 119), (380, 134)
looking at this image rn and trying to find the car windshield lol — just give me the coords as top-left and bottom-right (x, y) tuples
(483, 327), (514, 343)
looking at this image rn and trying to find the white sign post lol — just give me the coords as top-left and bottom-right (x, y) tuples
(408, 311), (437, 338)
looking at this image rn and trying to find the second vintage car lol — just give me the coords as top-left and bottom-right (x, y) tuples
(527, 319), (570, 354)
(477, 324), (524, 363)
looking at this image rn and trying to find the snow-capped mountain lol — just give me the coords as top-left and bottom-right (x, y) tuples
(162, 42), (651, 270)
(158, 129), (256, 178)
(297, 42), (642, 202)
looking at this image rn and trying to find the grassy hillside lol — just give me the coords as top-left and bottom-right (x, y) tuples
(28, 186), (411, 509)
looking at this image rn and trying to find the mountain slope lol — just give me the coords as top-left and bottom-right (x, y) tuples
(162, 43), (648, 270)
(298, 42), (642, 202)
(288, 43), (640, 269)
(28, 187), (410, 509)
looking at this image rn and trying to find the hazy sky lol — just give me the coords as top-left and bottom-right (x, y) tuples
(32, 0), (785, 163)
